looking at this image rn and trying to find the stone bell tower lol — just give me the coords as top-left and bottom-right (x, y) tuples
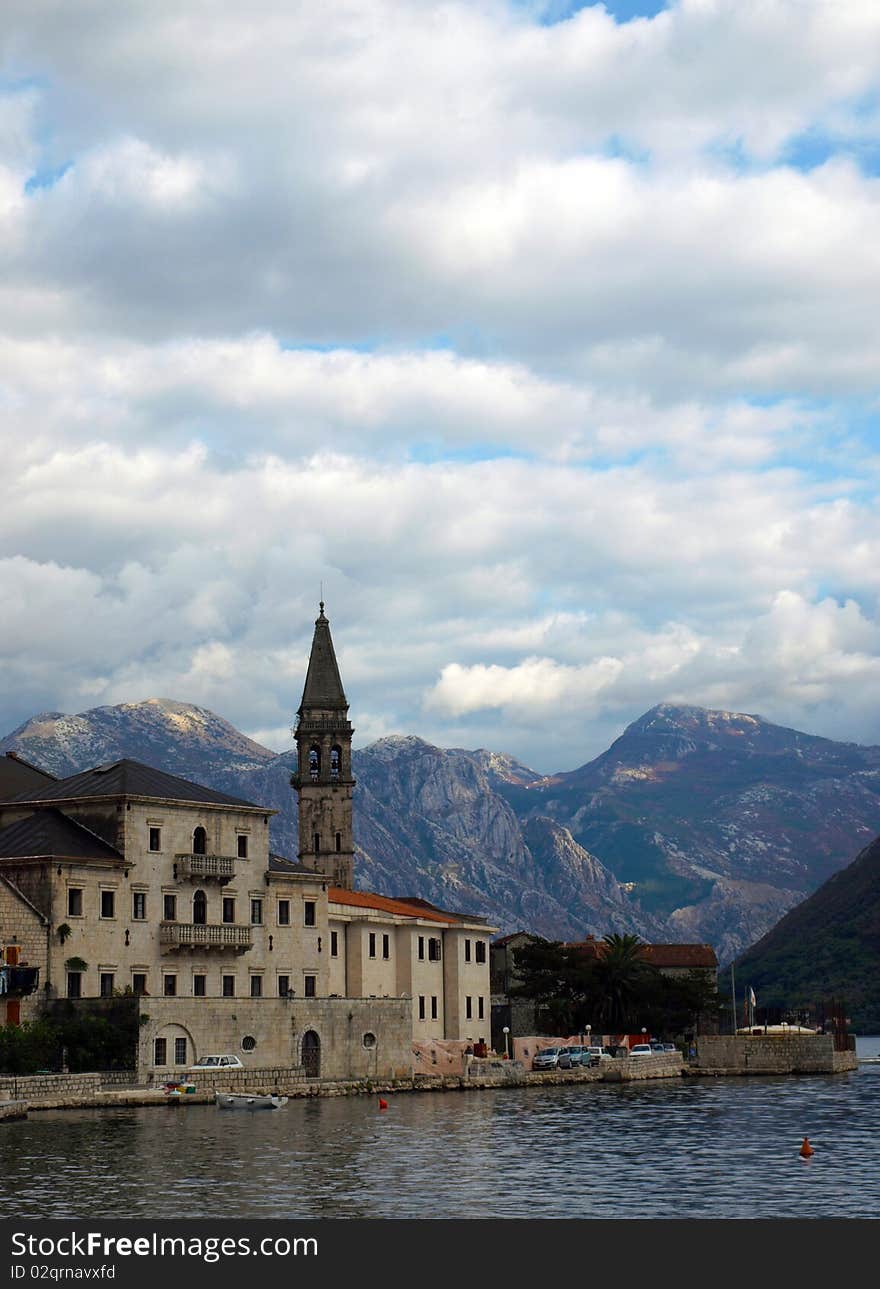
(291, 603), (355, 888)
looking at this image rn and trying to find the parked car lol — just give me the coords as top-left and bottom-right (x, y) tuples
(585, 1045), (612, 1062)
(628, 1044), (654, 1057)
(558, 1045), (596, 1068)
(190, 1054), (245, 1070)
(650, 1041), (665, 1053)
(532, 1047), (564, 1071)
(662, 1043), (677, 1053)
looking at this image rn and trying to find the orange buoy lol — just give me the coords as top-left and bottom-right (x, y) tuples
(799, 1136), (814, 1158)
(378, 1097), (388, 1111)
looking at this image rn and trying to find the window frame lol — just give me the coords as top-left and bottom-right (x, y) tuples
(163, 974), (177, 998)
(100, 888), (116, 920)
(132, 891), (147, 921)
(67, 888), (83, 918)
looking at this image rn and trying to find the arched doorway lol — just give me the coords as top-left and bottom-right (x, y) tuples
(193, 826), (207, 855)
(192, 889), (207, 925)
(302, 1030), (321, 1078)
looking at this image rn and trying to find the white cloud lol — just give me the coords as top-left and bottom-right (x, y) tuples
(1, 2), (880, 770)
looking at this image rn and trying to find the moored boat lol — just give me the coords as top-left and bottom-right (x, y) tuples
(215, 1091), (288, 1110)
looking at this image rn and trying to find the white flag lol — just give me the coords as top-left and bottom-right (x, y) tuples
(749, 987), (757, 1007)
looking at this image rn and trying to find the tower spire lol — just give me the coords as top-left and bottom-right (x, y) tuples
(292, 603), (355, 888)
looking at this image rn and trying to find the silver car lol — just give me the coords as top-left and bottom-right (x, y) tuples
(532, 1047), (564, 1070)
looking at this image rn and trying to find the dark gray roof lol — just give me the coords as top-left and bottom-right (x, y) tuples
(0, 752), (57, 801)
(0, 809), (124, 863)
(298, 604), (348, 713)
(10, 758), (261, 810)
(268, 852), (316, 876)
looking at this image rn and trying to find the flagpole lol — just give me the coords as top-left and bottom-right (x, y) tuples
(730, 962), (737, 1036)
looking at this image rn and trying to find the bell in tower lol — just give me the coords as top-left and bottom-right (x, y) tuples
(291, 603), (355, 888)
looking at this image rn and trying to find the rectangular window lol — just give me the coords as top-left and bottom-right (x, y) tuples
(163, 974), (177, 997)
(304, 975), (316, 997)
(368, 932), (376, 958)
(303, 900), (316, 927)
(475, 941), (487, 964)
(100, 889), (115, 919)
(278, 975), (290, 997)
(250, 975), (262, 998)
(174, 1037), (187, 1065)
(418, 995), (425, 1020)
(67, 888), (83, 917)
(431, 996), (438, 1020)
(466, 995), (472, 1020)
(154, 1038), (167, 1067)
(237, 834), (248, 859)
(331, 930), (339, 957)
(251, 898), (263, 926)
(193, 974), (206, 997)
(132, 892), (146, 921)
(222, 975), (235, 998)
(132, 973), (147, 995)
(149, 827), (161, 852)
(382, 933), (390, 960)
(418, 936), (424, 961)
(465, 939), (472, 963)
(66, 972), (82, 999)
(222, 896), (235, 924)
(100, 972), (114, 998)
(428, 938), (442, 962)
(478, 996), (484, 1020)
(163, 894), (177, 922)
(277, 900), (290, 926)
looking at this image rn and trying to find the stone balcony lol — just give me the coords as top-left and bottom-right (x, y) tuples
(160, 922), (252, 953)
(174, 853), (236, 883)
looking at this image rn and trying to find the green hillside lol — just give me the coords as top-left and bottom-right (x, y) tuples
(735, 835), (880, 1032)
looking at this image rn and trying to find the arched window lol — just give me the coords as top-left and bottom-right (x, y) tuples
(330, 746), (341, 781)
(335, 832), (341, 853)
(309, 746), (320, 781)
(193, 889), (207, 925)
(192, 826), (207, 855)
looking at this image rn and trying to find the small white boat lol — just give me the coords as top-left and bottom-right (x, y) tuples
(215, 1091), (288, 1110)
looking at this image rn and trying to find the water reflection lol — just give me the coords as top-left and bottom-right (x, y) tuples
(3, 1063), (880, 1219)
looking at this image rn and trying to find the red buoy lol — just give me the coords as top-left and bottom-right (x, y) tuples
(799, 1136), (814, 1158)
(378, 1097), (388, 1111)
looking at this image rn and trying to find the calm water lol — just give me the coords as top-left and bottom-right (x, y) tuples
(3, 1039), (880, 1220)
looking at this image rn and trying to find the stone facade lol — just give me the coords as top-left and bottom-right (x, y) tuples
(0, 876), (48, 1024)
(139, 996), (412, 1082)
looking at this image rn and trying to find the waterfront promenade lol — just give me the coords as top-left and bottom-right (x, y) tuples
(0, 1040), (857, 1118)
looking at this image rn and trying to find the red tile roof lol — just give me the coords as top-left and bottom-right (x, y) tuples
(564, 939), (717, 968)
(328, 888), (451, 923)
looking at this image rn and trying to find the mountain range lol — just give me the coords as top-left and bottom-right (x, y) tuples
(4, 698), (880, 961)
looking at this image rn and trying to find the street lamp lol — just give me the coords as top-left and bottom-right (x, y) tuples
(502, 1026), (510, 1060)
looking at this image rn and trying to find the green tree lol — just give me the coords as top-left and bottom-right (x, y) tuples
(593, 934), (656, 1030)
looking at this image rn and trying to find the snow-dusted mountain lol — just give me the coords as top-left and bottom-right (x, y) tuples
(5, 699), (880, 959)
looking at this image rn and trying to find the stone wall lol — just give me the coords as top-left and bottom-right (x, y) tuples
(0, 1070), (135, 1099)
(601, 1052), (683, 1081)
(138, 995), (413, 1081)
(695, 1035), (857, 1074)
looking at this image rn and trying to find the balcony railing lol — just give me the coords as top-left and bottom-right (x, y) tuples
(174, 854), (236, 882)
(160, 922), (252, 952)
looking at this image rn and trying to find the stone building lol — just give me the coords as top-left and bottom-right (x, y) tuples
(0, 606), (495, 1076)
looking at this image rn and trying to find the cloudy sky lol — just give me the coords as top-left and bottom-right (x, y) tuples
(2, 0), (880, 771)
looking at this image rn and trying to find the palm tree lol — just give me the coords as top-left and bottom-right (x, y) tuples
(594, 934), (655, 1030)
